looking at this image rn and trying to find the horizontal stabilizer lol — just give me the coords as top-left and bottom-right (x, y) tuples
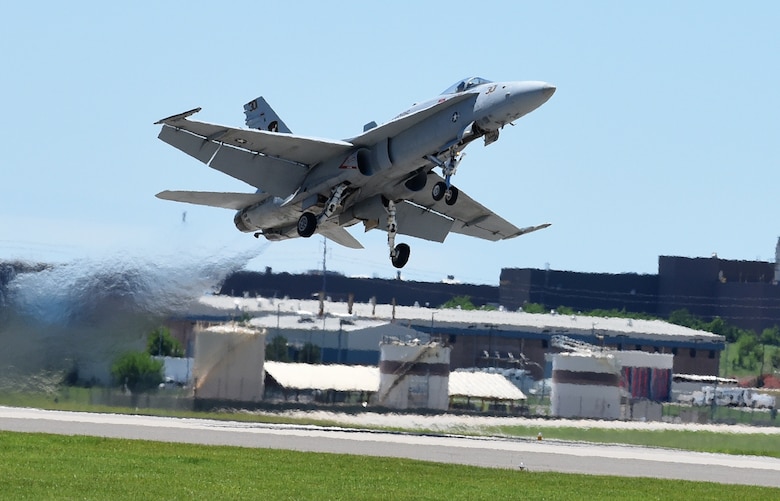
(156, 190), (271, 210)
(319, 224), (364, 249)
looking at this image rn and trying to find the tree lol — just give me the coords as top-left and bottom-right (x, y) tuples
(555, 305), (575, 315)
(760, 326), (780, 347)
(668, 309), (699, 329)
(266, 336), (291, 362)
(735, 334), (762, 371)
(441, 296), (477, 310)
(297, 342), (321, 364)
(111, 352), (163, 392)
(520, 302), (546, 314)
(147, 326), (184, 357)
(771, 350), (780, 371)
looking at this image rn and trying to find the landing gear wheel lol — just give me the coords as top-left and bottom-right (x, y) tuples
(444, 186), (459, 205)
(432, 181), (447, 201)
(297, 212), (317, 238)
(391, 243), (410, 269)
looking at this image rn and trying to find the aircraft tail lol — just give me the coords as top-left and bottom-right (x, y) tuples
(243, 96), (292, 133)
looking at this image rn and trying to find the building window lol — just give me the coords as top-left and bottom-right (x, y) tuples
(541, 339), (549, 349)
(672, 347), (678, 355)
(690, 348), (696, 358)
(635, 344), (642, 351)
(709, 350), (716, 359)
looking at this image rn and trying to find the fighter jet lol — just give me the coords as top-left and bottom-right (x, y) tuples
(155, 76), (555, 269)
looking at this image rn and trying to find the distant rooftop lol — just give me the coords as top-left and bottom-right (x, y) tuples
(191, 295), (723, 344)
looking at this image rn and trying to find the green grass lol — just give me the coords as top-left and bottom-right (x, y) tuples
(0, 431), (777, 500)
(486, 425), (780, 458)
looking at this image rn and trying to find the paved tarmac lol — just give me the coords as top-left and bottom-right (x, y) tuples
(1, 406), (778, 488)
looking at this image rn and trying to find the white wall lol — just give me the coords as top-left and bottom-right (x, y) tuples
(193, 325), (266, 402)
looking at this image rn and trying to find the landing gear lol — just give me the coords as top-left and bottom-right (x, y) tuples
(317, 183), (348, 225)
(385, 199), (410, 268)
(296, 183), (350, 239)
(296, 212), (317, 237)
(444, 185), (458, 205)
(427, 150), (464, 206)
(432, 181), (459, 205)
(432, 181), (446, 201)
(391, 243), (410, 269)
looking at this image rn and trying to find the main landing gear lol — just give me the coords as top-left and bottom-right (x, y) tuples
(431, 181), (459, 205)
(296, 183), (348, 238)
(385, 198), (410, 268)
(428, 151), (463, 206)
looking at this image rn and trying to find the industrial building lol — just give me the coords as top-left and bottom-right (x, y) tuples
(501, 254), (780, 333)
(218, 238), (780, 333)
(179, 294), (724, 380)
(186, 323), (526, 412)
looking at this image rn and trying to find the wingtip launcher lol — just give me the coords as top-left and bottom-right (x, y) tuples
(154, 107), (202, 125)
(509, 223), (552, 239)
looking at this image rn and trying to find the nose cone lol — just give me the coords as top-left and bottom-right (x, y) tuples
(521, 81), (555, 104)
(476, 80), (556, 130)
(541, 82), (556, 100)
(507, 81), (556, 116)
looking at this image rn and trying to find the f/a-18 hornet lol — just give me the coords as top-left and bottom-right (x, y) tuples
(155, 76), (555, 268)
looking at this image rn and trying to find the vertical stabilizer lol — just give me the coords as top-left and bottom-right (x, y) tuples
(243, 96), (292, 133)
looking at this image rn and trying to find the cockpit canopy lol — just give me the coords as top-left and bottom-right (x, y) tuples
(440, 77), (493, 95)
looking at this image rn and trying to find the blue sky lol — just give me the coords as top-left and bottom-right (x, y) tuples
(2, 2), (778, 285)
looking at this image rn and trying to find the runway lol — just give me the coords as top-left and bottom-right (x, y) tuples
(1, 406), (778, 488)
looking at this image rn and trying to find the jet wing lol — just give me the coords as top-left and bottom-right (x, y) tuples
(155, 190), (271, 210)
(156, 109), (353, 197)
(156, 109), (352, 165)
(349, 196), (454, 243)
(407, 173), (551, 241)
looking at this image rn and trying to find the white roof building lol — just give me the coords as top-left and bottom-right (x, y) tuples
(263, 361), (526, 401)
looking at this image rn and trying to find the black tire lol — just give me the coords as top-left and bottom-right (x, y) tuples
(432, 181), (447, 201)
(391, 243), (410, 268)
(444, 186), (459, 205)
(297, 212), (317, 238)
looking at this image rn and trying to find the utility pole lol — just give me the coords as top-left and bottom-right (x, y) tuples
(321, 236), (327, 296)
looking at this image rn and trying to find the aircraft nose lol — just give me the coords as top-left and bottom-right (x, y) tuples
(541, 83), (556, 99)
(478, 80), (556, 129)
(510, 81), (556, 109)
